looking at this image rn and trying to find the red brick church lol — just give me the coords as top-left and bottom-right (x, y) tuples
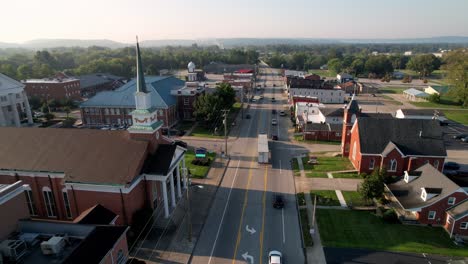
(341, 98), (447, 175)
(0, 40), (187, 225)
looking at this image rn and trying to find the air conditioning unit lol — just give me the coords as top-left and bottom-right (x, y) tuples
(40, 236), (66, 255)
(0, 240), (27, 261)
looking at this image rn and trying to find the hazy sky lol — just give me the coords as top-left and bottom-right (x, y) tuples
(2, 0), (468, 43)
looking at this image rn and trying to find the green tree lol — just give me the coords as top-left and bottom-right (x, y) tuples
(428, 93), (441, 103)
(350, 58), (365, 75)
(214, 83), (236, 110)
(16, 64), (33, 80)
(365, 56), (393, 76)
(407, 54), (441, 77)
(193, 93), (221, 124)
(444, 49), (468, 107)
(0, 63), (17, 79)
(358, 168), (385, 202)
(327, 58), (343, 74)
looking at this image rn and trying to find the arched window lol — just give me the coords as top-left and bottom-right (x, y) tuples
(42, 187), (57, 217)
(389, 159), (397, 172)
(352, 141), (357, 160)
(62, 189), (72, 219)
(369, 159), (375, 170)
(24, 186), (37, 216)
(434, 160), (440, 170)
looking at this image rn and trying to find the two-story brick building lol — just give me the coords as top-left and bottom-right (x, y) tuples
(23, 76), (81, 101)
(386, 164), (468, 238)
(341, 99), (447, 175)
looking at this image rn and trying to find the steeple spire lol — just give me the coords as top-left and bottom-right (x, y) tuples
(136, 36), (148, 93)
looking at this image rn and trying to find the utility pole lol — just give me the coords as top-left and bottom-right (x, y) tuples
(183, 167), (192, 242)
(222, 109), (230, 157)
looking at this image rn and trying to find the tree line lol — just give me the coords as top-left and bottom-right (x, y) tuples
(0, 45), (259, 80)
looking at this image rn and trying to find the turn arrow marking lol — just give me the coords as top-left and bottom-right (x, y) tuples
(242, 252), (254, 264)
(245, 225), (256, 235)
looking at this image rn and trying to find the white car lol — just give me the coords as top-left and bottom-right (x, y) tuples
(279, 110), (286, 116)
(269, 250), (282, 264)
(271, 119), (277, 125)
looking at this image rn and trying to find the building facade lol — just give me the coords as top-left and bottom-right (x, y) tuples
(23, 77), (81, 101)
(78, 73), (126, 98)
(0, 73), (33, 127)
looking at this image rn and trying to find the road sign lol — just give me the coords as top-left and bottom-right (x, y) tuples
(195, 147), (207, 158)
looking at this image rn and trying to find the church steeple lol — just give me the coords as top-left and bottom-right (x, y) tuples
(136, 36), (148, 94)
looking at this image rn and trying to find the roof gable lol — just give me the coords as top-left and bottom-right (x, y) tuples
(0, 73), (25, 94)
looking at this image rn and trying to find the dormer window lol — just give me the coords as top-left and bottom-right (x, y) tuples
(421, 189), (427, 201)
(448, 197), (456, 205)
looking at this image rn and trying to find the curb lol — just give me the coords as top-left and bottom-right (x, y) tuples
(292, 157), (308, 264)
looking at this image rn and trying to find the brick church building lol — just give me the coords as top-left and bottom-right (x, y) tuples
(341, 98), (447, 176)
(0, 40), (187, 225)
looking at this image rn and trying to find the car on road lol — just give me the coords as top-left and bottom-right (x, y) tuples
(246, 114), (251, 119)
(271, 97), (276, 102)
(273, 195), (284, 209)
(251, 98), (257, 102)
(259, 95), (264, 99)
(272, 109), (276, 114)
(271, 134), (278, 140)
(273, 84), (276, 87)
(453, 134), (468, 139)
(279, 110), (286, 116)
(444, 162), (460, 171)
(269, 250), (282, 264)
(271, 119), (277, 125)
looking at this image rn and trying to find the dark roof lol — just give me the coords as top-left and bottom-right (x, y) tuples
(387, 164), (461, 210)
(0, 127), (148, 185)
(78, 73), (125, 89)
(63, 226), (128, 264)
(320, 107), (344, 117)
(399, 109), (445, 117)
(346, 99), (360, 114)
(304, 123), (341, 132)
(74, 204), (117, 225)
(143, 144), (177, 175)
(360, 113), (394, 119)
(357, 118), (446, 156)
(338, 72), (353, 78)
(447, 199), (468, 220)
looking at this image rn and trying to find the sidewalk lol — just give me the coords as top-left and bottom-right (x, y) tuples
(296, 157), (327, 264)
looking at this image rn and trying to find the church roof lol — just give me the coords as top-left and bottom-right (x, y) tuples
(80, 76), (185, 109)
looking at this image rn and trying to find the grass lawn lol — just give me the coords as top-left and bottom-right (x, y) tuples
(332, 172), (361, 179)
(292, 158), (300, 177)
(185, 150), (216, 178)
(310, 190), (340, 206)
(409, 95), (463, 109)
(308, 69), (336, 78)
(305, 157), (354, 179)
(342, 191), (373, 206)
(190, 125), (224, 138)
(444, 110), (468, 125)
(317, 209), (468, 257)
(380, 95), (404, 105)
(299, 209), (314, 247)
(379, 87), (406, 94)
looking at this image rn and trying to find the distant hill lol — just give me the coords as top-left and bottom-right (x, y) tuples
(1, 36), (468, 49)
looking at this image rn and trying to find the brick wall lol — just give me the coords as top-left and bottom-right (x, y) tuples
(418, 192), (468, 225)
(24, 80), (81, 101)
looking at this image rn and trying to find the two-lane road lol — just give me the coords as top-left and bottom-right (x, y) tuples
(192, 67), (305, 264)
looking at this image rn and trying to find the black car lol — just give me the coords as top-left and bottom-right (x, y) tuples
(271, 134), (278, 140)
(444, 162), (460, 171)
(453, 134), (468, 139)
(272, 109), (277, 114)
(271, 98), (276, 102)
(246, 114), (251, 119)
(273, 194), (284, 209)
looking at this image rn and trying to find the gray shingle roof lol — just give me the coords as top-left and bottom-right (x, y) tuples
(357, 118), (446, 156)
(320, 107), (344, 117)
(387, 164), (461, 210)
(80, 76), (185, 109)
(399, 109), (445, 117)
(78, 73), (125, 89)
(447, 199), (468, 220)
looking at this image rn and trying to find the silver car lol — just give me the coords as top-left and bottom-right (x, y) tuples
(269, 250), (282, 264)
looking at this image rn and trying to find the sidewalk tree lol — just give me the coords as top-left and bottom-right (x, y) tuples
(358, 168), (385, 202)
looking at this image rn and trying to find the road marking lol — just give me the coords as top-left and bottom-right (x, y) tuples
(242, 252), (254, 264)
(232, 159), (255, 264)
(208, 159), (241, 264)
(282, 208), (285, 244)
(259, 166), (268, 263)
(246, 225), (256, 235)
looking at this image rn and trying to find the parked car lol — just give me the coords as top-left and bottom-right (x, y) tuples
(259, 95), (264, 99)
(462, 136), (468, 142)
(271, 97), (276, 102)
(279, 110), (286, 116)
(273, 195), (284, 209)
(444, 162), (460, 171)
(269, 251), (282, 264)
(453, 134), (468, 139)
(271, 119), (277, 125)
(271, 134), (278, 140)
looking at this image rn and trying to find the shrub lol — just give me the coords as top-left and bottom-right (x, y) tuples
(297, 192), (306, 206)
(382, 209), (399, 223)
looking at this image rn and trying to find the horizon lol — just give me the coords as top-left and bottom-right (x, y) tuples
(1, 0), (468, 43)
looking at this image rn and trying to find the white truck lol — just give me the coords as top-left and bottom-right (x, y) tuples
(258, 134), (269, 163)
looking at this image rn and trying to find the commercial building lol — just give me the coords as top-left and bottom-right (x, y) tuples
(23, 76), (81, 101)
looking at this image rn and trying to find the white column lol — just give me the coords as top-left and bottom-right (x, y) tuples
(176, 165), (182, 198)
(169, 171), (176, 208)
(182, 158), (187, 189)
(0, 109), (6, 127)
(162, 181), (169, 218)
(9, 94), (20, 127)
(22, 91), (33, 124)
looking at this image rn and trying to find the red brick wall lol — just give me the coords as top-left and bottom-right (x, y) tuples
(100, 230), (129, 264)
(407, 157), (445, 172)
(348, 123), (361, 170)
(418, 191), (468, 225)
(381, 149), (406, 176)
(0, 188), (30, 240)
(451, 215), (468, 237)
(24, 80), (81, 101)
